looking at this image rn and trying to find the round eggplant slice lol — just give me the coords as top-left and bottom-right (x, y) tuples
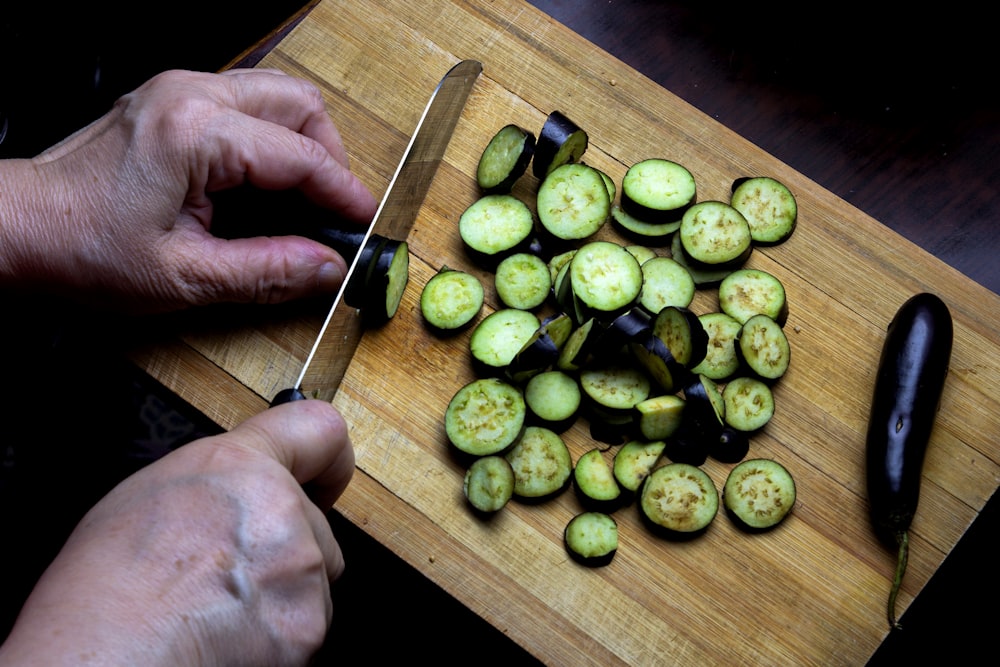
(420, 266), (484, 332)
(573, 447), (623, 511)
(620, 158), (697, 224)
(459, 194), (535, 269)
(463, 455), (516, 513)
(566, 241), (643, 320)
(477, 123), (535, 194)
(723, 458), (796, 530)
(730, 176), (797, 245)
(638, 256), (696, 314)
(736, 314), (791, 381)
(537, 163), (611, 241)
(445, 378), (526, 457)
(564, 511), (618, 567)
(524, 370), (581, 432)
(640, 463), (719, 537)
(718, 268), (788, 326)
(495, 252), (552, 311)
(505, 425), (573, 501)
(722, 376), (775, 432)
(678, 200), (753, 269)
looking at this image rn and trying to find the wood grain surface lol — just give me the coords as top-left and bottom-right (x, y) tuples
(128, 1), (1000, 664)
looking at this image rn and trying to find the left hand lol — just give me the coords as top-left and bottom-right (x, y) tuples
(0, 68), (379, 312)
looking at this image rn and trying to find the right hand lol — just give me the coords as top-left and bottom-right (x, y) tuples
(0, 399), (354, 666)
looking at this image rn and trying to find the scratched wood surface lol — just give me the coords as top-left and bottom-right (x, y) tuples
(128, 1), (1000, 664)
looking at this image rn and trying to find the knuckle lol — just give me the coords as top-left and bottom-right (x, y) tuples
(292, 77), (328, 114)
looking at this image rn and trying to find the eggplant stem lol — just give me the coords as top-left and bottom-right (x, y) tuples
(887, 530), (909, 630)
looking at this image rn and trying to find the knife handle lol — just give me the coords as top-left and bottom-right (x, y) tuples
(271, 387), (308, 406)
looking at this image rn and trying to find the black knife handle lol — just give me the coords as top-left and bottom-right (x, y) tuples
(271, 387), (308, 406)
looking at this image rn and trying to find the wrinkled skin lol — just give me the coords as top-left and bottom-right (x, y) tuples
(0, 400), (355, 665)
(0, 68), (378, 312)
(0, 68), (378, 664)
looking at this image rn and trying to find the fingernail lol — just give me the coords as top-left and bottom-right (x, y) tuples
(317, 261), (344, 291)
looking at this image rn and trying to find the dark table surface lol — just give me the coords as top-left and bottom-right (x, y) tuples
(2, 1), (996, 663)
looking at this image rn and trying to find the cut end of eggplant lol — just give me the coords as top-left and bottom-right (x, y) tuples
(639, 463), (719, 539)
(564, 511), (618, 567)
(420, 267), (484, 333)
(464, 455), (516, 514)
(730, 176), (798, 246)
(723, 458), (796, 531)
(573, 448), (623, 512)
(349, 238), (410, 326)
(620, 158), (696, 224)
(477, 124), (536, 194)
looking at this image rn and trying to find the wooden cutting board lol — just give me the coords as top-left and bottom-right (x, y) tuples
(130, 1), (1000, 664)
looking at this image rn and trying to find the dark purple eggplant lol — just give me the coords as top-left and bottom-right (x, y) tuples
(651, 306), (709, 372)
(506, 327), (560, 384)
(629, 333), (681, 394)
(354, 238), (409, 324)
(209, 182), (402, 319)
(599, 307), (653, 355)
(709, 426), (751, 464)
(210, 182), (376, 261)
(532, 110), (588, 179)
(662, 425), (709, 467)
(865, 292), (953, 630)
(507, 313), (575, 384)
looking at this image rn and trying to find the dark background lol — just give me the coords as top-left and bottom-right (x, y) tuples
(2, 1), (996, 663)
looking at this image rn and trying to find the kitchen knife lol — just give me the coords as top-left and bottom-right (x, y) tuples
(272, 59), (482, 406)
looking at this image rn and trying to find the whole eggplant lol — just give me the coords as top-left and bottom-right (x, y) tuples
(865, 292), (953, 629)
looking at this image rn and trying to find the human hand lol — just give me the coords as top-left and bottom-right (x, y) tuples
(0, 68), (379, 312)
(0, 400), (354, 666)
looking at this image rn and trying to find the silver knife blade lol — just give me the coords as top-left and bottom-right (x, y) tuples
(273, 59), (482, 405)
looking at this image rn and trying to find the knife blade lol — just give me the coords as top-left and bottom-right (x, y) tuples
(272, 59), (482, 406)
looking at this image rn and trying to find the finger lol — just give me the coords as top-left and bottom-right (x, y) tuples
(303, 498), (346, 582)
(202, 111), (378, 225)
(219, 68), (352, 168)
(170, 228), (350, 304)
(244, 132), (378, 226)
(183, 69), (377, 224)
(230, 400), (356, 510)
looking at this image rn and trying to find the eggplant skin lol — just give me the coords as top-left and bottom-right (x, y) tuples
(865, 292), (953, 547)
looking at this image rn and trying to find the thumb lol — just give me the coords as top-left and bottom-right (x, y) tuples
(225, 399), (356, 510)
(185, 233), (350, 305)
